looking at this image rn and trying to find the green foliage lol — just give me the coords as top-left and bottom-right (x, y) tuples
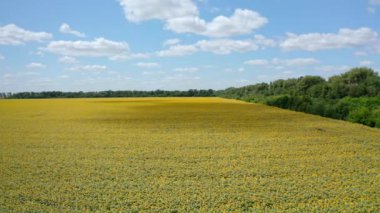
(339, 97), (380, 127)
(297, 76), (326, 95)
(5, 89), (216, 99)
(328, 67), (380, 98)
(217, 67), (380, 128)
(348, 107), (372, 126)
(371, 109), (380, 127)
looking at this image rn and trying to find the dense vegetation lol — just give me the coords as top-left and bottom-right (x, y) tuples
(217, 67), (380, 127)
(1, 67), (379, 127)
(0, 89), (215, 99)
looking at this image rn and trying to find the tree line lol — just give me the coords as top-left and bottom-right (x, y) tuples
(216, 67), (380, 128)
(1, 89), (215, 99)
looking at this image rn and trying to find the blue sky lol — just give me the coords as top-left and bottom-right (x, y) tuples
(0, 0), (379, 92)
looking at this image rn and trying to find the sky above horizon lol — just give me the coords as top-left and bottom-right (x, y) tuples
(0, 0), (380, 92)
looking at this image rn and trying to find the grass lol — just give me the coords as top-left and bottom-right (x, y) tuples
(0, 97), (379, 211)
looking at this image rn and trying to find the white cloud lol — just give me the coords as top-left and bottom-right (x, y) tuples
(157, 36), (272, 56)
(234, 79), (250, 85)
(3, 73), (13, 79)
(224, 67), (245, 73)
(67, 65), (107, 72)
(58, 75), (70, 79)
(359, 60), (373, 66)
(26, 62), (46, 69)
(210, 7), (221, 13)
(142, 71), (166, 76)
(136, 62), (160, 68)
(118, 1), (267, 38)
(174, 67), (199, 73)
(375, 45), (380, 54)
(59, 23), (86, 37)
(165, 9), (267, 37)
(0, 54), (4, 60)
(369, 0), (380, 5)
(157, 44), (198, 57)
(28, 78), (54, 87)
(253, 35), (276, 48)
(196, 39), (259, 54)
(315, 65), (350, 73)
(367, 7), (376, 13)
(163, 38), (181, 47)
(163, 74), (200, 81)
(24, 71), (41, 76)
(166, 16), (206, 34)
(354, 51), (369, 56)
(245, 58), (319, 67)
(280, 27), (379, 51)
(0, 24), (52, 45)
(58, 56), (78, 64)
(130, 53), (152, 59)
(118, 0), (198, 22)
(109, 53), (151, 61)
(273, 58), (320, 66)
(45, 38), (130, 59)
(195, 35), (275, 54)
(29, 50), (45, 57)
(244, 59), (269, 66)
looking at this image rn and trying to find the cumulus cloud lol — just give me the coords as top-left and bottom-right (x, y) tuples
(0, 24), (52, 45)
(368, 0), (380, 14)
(245, 58), (319, 67)
(224, 67), (245, 73)
(315, 65), (351, 74)
(136, 62), (160, 68)
(157, 36), (271, 56)
(174, 67), (199, 73)
(244, 59), (269, 66)
(166, 16), (206, 34)
(58, 75), (70, 79)
(28, 78), (54, 87)
(142, 71), (166, 76)
(367, 7), (376, 13)
(44, 38), (130, 59)
(166, 9), (267, 37)
(3, 73), (13, 79)
(59, 23), (85, 37)
(67, 64), (107, 72)
(58, 56), (78, 64)
(164, 74), (200, 81)
(253, 35), (276, 48)
(26, 62), (46, 69)
(359, 60), (373, 66)
(163, 38), (181, 47)
(196, 39), (259, 54)
(273, 58), (320, 66)
(157, 44), (198, 57)
(118, 1), (267, 37)
(280, 27), (379, 51)
(118, 0), (198, 22)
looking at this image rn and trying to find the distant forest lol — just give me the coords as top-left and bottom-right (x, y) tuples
(0, 89), (215, 99)
(2, 67), (380, 128)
